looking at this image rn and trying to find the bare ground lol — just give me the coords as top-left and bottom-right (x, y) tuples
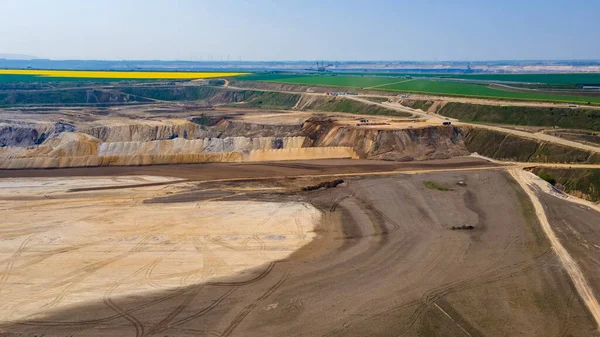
(0, 157), (497, 180)
(538, 190), (600, 316)
(0, 166), (598, 336)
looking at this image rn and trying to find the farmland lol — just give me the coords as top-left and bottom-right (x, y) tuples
(435, 73), (600, 85)
(237, 73), (398, 87)
(238, 72), (600, 85)
(378, 79), (600, 103)
(0, 69), (247, 81)
(241, 73), (600, 104)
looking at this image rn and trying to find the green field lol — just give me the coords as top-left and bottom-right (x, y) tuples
(244, 74), (600, 104)
(377, 79), (600, 103)
(4, 71), (600, 104)
(436, 73), (600, 85)
(237, 73), (398, 88)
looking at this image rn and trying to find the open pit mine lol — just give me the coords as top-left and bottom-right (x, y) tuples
(0, 111), (472, 169)
(1, 102), (600, 337)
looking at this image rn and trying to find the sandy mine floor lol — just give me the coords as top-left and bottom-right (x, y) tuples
(0, 177), (319, 327)
(1, 163), (599, 336)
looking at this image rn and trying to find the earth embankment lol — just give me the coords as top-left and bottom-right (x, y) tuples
(439, 102), (600, 131)
(303, 118), (467, 160)
(529, 166), (600, 201)
(463, 126), (600, 164)
(296, 95), (411, 117)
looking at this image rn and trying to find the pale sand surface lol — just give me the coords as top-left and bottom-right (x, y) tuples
(0, 177), (319, 322)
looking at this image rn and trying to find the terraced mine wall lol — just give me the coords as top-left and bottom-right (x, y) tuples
(245, 147), (358, 161)
(121, 86), (302, 109)
(1, 120), (214, 146)
(0, 89), (153, 105)
(463, 127), (600, 164)
(97, 136), (306, 156)
(80, 120), (216, 142)
(21, 132), (100, 157)
(81, 119), (304, 144)
(0, 152), (243, 169)
(438, 102), (600, 131)
(91, 121), (467, 162)
(0, 121), (357, 168)
(3, 117), (600, 169)
(296, 95), (410, 117)
(230, 80), (404, 98)
(0, 121), (75, 147)
(529, 167), (600, 202)
(119, 85), (403, 116)
(230, 80), (353, 95)
(544, 129), (600, 146)
(0, 85), (302, 109)
(0, 146), (357, 169)
(1, 83), (405, 118)
(212, 119), (304, 138)
(302, 119), (467, 160)
(398, 99), (436, 112)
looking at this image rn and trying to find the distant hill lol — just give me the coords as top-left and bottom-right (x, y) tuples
(0, 54), (38, 60)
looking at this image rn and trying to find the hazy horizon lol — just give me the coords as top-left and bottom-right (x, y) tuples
(2, 0), (598, 61)
(2, 54), (600, 63)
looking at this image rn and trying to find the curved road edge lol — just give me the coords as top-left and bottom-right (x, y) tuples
(510, 168), (600, 328)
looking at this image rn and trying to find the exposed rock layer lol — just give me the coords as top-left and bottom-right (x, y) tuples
(7, 116), (592, 169)
(0, 121), (75, 147)
(302, 119), (468, 161)
(79, 120), (214, 142)
(97, 136), (306, 156)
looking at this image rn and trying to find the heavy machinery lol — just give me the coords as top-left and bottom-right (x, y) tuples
(315, 61), (333, 72)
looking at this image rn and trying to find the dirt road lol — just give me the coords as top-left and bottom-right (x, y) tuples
(538, 187), (600, 315)
(348, 93), (600, 153)
(0, 157), (498, 180)
(456, 121), (600, 154)
(345, 94), (600, 153)
(232, 80), (600, 110)
(344, 94), (436, 119)
(225, 83), (600, 153)
(510, 169), (600, 328)
(346, 93), (600, 153)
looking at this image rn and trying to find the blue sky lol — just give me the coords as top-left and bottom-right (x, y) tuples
(1, 0), (597, 61)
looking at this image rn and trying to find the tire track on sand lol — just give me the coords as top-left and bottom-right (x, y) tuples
(141, 283), (206, 336)
(139, 262), (278, 335)
(147, 288), (238, 335)
(220, 271), (291, 337)
(0, 236), (33, 295)
(7, 235), (154, 321)
(142, 242), (220, 337)
(103, 244), (186, 337)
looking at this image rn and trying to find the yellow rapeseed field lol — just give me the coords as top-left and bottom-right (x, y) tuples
(0, 69), (247, 79)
